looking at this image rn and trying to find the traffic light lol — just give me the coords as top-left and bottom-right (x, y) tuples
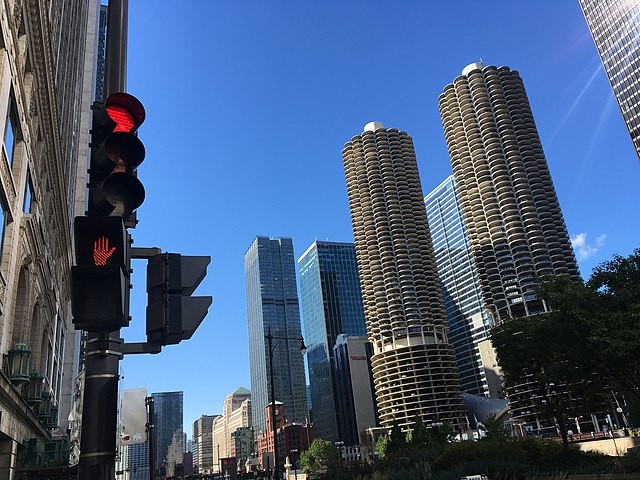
(88, 92), (145, 221)
(71, 216), (129, 331)
(146, 253), (212, 345)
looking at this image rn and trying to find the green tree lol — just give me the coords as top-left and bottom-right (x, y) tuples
(478, 414), (510, 442)
(584, 250), (640, 404)
(491, 275), (611, 449)
(300, 439), (340, 476)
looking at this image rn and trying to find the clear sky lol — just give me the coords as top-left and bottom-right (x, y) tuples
(118, 1), (640, 435)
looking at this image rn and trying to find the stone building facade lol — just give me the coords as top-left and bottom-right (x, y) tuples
(0, 0), (94, 477)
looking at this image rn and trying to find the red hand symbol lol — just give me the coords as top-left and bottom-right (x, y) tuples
(93, 236), (116, 266)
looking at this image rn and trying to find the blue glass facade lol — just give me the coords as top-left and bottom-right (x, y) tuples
(298, 241), (367, 442)
(580, 0), (640, 161)
(152, 391), (184, 476)
(425, 176), (494, 397)
(245, 237), (309, 435)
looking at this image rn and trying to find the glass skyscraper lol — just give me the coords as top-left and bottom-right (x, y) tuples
(425, 176), (496, 398)
(298, 241), (367, 442)
(579, 0), (640, 161)
(152, 391), (184, 478)
(245, 237), (309, 435)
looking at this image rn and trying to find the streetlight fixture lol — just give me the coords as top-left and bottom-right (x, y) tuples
(290, 449), (299, 480)
(265, 327), (306, 480)
(335, 441), (344, 468)
(8, 343), (31, 384)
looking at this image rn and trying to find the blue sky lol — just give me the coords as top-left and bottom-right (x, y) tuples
(118, 1), (640, 435)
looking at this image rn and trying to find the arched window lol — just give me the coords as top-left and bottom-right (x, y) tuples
(11, 266), (30, 344)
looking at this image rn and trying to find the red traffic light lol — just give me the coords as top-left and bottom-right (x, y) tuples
(89, 92), (146, 220)
(104, 92), (145, 134)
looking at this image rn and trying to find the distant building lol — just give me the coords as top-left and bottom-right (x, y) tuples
(212, 387), (252, 472)
(152, 391), (184, 477)
(230, 426), (254, 470)
(181, 451), (194, 476)
(116, 442), (149, 480)
(298, 241), (367, 442)
(425, 176), (497, 397)
(342, 122), (465, 429)
(245, 237), (309, 434)
(332, 335), (379, 446)
(579, 0), (640, 161)
(257, 402), (313, 471)
(193, 414), (218, 473)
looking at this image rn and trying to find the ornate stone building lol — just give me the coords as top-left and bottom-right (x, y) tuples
(0, 0), (94, 477)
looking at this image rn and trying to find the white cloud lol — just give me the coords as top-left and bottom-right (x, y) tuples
(571, 232), (607, 261)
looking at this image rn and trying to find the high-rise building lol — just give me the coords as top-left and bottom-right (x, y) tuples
(332, 335), (379, 446)
(425, 176), (497, 398)
(439, 63), (580, 323)
(245, 237), (309, 434)
(152, 391), (184, 477)
(438, 62), (581, 430)
(579, 0), (640, 161)
(193, 415), (218, 474)
(298, 241), (367, 442)
(341, 122), (465, 429)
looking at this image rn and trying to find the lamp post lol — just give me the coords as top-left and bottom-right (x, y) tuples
(290, 449), (298, 480)
(335, 441), (344, 468)
(265, 327), (306, 480)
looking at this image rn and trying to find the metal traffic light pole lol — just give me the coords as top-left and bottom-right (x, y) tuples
(78, 0), (129, 478)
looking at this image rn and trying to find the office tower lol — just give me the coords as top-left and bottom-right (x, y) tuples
(245, 237), (309, 434)
(332, 335), (379, 446)
(152, 392), (184, 477)
(579, 0), (640, 161)
(439, 63), (580, 323)
(193, 415), (218, 473)
(425, 176), (498, 398)
(298, 241), (367, 442)
(342, 122), (465, 429)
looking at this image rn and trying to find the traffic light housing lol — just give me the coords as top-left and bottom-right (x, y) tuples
(146, 253), (212, 345)
(88, 92), (145, 222)
(71, 216), (129, 332)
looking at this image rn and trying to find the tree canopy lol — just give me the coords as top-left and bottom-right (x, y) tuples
(300, 438), (340, 475)
(491, 248), (640, 446)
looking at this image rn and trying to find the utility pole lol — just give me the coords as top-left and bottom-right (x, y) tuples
(147, 396), (156, 480)
(78, 1), (129, 478)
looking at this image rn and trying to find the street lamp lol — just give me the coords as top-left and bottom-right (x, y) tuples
(335, 441), (344, 467)
(290, 449), (298, 480)
(266, 327), (306, 480)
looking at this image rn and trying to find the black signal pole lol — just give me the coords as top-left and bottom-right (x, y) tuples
(147, 396), (156, 480)
(78, 1), (128, 478)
